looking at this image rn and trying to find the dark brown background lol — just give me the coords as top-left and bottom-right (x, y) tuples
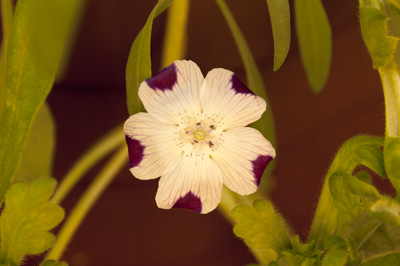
(2, 0), (394, 265)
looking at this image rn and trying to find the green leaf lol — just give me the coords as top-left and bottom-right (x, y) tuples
(292, 235), (316, 257)
(266, 0), (291, 71)
(309, 136), (384, 241)
(370, 196), (400, 226)
(0, 0), (85, 204)
(321, 249), (348, 266)
(14, 103), (55, 185)
(216, 0), (277, 180)
(0, 178), (64, 265)
(360, 223), (400, 260)
(383, 137), (400, 193)
(232, 199), (291, 252)
(41, 259), (68, 266)
(359, 5), (399, 68)
(294, 0), (332, 93)
(0, 0), (14, 121)
(329, 172), (380, 236)
(360, 253), (400, 266)
(125, 0), (174, 115)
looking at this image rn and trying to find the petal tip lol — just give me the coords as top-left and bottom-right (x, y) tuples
(231, 75), (255, 95)
(172, 191), (203, 213)
(252, 155), (274, 186)
(145, 63), (177, 92)
(125, 135), (145, 168)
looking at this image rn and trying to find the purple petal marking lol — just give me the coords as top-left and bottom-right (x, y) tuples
(146, 63), (177, 92)
(125, 136), (145, 168)
(252, 155), (273, 186)
(231, 75), (255, 95)
(173, 191), (202, 213)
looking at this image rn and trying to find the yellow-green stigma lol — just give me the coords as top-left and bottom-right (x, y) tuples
(194, 130), (206, 140)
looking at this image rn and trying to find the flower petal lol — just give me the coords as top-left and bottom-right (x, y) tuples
(139, 60), (204, 125)
(212, 127), (275, 195)
(200, 68), (266, 130)
(124, 112), (182, 180)
(155, 155), (223, 214)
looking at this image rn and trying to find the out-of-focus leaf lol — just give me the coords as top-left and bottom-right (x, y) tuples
(383, 137), (400, 193)
(360, 253), (400, 266)
(0, 0), (81, 204)
(309, 136), (384, 242)
(266, 0), (291, 71)
(14, 103), (55, 185)
(232, 199), (291, 252)
(0, 178), (64, 265)
(294, 0), (332, 93)
(41, 260), (68, 266)
(370, 196), (400, 226)
(215, 0), (277, 182)
(126, 0), (174, 115)
(161, 0), (189, 68)
(359, 5), (398, 68)
(0, 0), (13, 121)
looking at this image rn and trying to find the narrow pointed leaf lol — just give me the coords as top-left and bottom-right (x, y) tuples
(294, 0), (332, 93)
(266, 0), (291, 71)
(0, 0), (84, 204)
(125, 0), (174, 115)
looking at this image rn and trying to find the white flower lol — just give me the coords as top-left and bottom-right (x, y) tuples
(124, 60), (275, 214)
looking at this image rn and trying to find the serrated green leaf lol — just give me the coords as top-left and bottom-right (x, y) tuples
(294, 0), (332, 93)
(14, 103), (55, 185)
(0, 178), (64, 265)
(359, 6), (399, 68)
(309, 136), (384, 241)
(0, 0), (84, 204)
(41, 259), (68, 266)
(370, 196), (400, 226)
(232, 199), (291, 252)
(383, 137), (400, 193)
(266, 0), (291, 71)
(125, 0), (174, 115)
(216, 0), (277, 181)
(360, 253), (400, 266)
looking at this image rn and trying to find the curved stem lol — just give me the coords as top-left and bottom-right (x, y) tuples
(45, 145), (128, 261)
(51, 123), (124, 204)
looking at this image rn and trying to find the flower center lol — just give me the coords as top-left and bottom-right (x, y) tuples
(194, 130), (206, 140)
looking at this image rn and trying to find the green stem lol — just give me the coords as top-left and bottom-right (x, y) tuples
(51, 123), (124, 204)
(45, 145), (128, 261)
(161, 0), (189, 68)
(378, 58), (400, 138)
